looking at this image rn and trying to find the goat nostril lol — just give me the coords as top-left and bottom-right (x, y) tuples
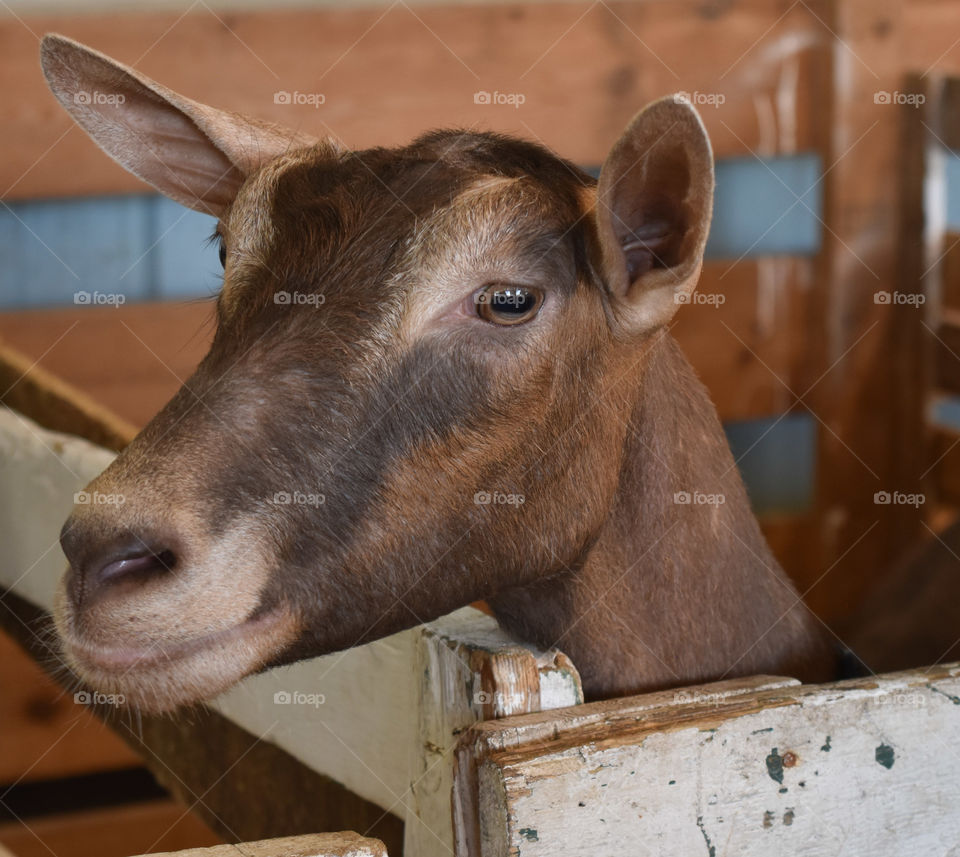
(97, 548), (176, 587)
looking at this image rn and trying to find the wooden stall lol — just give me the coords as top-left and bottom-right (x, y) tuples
(4, 0), (960, 854)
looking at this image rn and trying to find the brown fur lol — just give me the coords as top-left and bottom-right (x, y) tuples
(42, 35), (834, 712)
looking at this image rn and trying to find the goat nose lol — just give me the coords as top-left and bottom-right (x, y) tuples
(60, 521), (178, 605)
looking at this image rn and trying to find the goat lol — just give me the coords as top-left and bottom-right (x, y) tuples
(41, 34), (835, 712)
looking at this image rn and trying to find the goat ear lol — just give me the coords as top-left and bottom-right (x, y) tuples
(40, 34), (322, 217)
(594, 96), (714, 335)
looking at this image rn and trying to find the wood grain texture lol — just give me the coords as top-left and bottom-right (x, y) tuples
(0, 629), (141, 784)
(458, 666), (960, 856)
(0, 799), (221, 857)
(0, 2), (829, 200)
(408, 612), (582, 857)
(800, 0), (927, 620)
(0, 338), (136, 450)
(145, 833), (387, 857)
(0, 302), (213, 430)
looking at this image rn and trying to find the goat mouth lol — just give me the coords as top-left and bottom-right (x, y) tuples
(63, 606), (289, 673)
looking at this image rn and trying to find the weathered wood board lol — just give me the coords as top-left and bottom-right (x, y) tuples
(457, 667), (960, 856)
(407, 612), (582, 857)
(0, 798), (222, 857)
(145, 834), (387, 857)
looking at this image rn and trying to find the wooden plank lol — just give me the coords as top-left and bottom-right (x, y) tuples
(930, 425), (960, 503)
(0, 338), (136, 451)
(455, 675), (801, 857)
(0, 302), (213, 430)
(933, 321), (960, 393)
(759, 513), (825, 596)
(456, 665), (960, 856)
(0, 799), (221, 857)
(407, 613), (582, 857)
(145, 834), (387, 857)
(905, 0), (960, 80)
(0, 1), (829, 200)
(939, 78), (960, 157)
(908, 78), (960, 512)
(0, 629), (141, 784)
(675, 258), (816, 422)
(840, 513), (960, 673)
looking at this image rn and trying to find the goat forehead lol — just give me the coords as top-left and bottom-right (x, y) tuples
(228, 146), (585, 303)
(231, 137), (587, 249)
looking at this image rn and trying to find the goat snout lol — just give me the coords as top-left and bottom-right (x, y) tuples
(60, 519), (179, 606)
(54, 493), (301, 712)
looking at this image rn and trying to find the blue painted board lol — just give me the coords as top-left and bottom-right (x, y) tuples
(724, 413), (816, 515)
(0, 153), (824, 310)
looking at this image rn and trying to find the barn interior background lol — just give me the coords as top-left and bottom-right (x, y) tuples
(2, 0), (960, 854)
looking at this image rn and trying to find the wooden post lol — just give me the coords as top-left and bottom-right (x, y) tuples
(406, 612), (581, 857)
(456, 665), (960, 856)
(803, 0), (927, 619)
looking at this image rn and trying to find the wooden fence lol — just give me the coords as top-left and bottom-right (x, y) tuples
(4, 0), (960, 853)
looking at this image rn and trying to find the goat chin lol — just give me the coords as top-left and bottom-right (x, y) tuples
(54, 584), (300, 713)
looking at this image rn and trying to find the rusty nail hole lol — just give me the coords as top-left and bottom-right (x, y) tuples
(782, 752), (798, 767)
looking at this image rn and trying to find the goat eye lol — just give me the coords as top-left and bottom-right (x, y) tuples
(218, 239), (227, 269)
(476, 285), (543, 325)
